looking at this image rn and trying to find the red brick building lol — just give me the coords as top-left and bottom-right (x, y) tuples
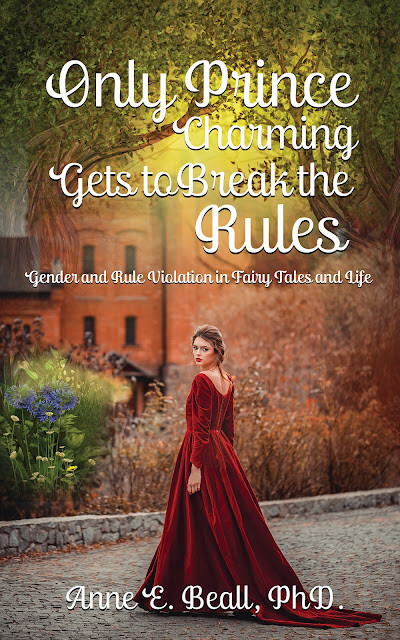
(0, 235), (65, 346)
(0, 196), (233, 411)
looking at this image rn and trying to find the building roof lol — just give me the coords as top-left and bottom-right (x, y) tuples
(0, 236), (52, 294)
(104, 350), (157, 379)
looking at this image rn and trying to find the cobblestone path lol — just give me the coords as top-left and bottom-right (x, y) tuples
(1, 505), (399, 640)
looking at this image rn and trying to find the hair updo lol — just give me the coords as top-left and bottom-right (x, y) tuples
(191, 324), (228, 379)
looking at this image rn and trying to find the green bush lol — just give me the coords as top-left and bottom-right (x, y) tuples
(0, 349), (129, 507)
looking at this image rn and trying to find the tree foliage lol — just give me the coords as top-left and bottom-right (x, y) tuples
(0, 0), (399, 267)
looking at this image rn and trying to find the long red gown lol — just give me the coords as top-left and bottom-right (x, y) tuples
(132, 372), (382, 628)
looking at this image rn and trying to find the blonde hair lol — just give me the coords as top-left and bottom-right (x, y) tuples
(191, 324), (228, 380)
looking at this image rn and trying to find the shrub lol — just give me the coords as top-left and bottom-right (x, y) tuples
(234, 365), (400, 500)
(0, 349), (129, 517)
(98, 381), (185, 512)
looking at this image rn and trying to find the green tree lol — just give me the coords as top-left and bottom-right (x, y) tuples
(226, 0), (400, 256)
(1, 0), (399, 272)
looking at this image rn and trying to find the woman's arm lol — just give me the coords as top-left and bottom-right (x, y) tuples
(221, 385), (235, 446)
(188, 375), (213, 494)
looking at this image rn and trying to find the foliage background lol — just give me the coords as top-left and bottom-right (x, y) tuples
(1, 0), (399, 515)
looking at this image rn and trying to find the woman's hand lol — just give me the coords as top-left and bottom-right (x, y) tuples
(187, 464), (201, 494)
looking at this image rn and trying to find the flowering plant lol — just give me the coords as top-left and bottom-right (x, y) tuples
(0, 353), (106, 502)
(5, 381), (78, 422)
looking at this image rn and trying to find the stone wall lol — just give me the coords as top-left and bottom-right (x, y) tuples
(1, 487), (399, 558)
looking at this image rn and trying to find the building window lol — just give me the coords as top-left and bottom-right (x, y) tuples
(84, 316), (96, 346)
(125, 316), (137, 345)
(125, 245), (136, 273)
(82, 245), (94, 274)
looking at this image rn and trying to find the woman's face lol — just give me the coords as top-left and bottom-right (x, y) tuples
(192, 336), (217, 369)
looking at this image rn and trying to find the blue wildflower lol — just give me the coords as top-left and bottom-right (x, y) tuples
(32, 398), (63, 423)
(41, 382), (78, 412)
(4, 384), (37, 412)
(4, 381), (78, 424)
(32, 382), (78, 423)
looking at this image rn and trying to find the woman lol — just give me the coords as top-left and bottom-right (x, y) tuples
(132, 324), (382, 629)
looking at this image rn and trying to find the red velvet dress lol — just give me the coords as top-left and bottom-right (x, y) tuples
(132, 372), (382, 628)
